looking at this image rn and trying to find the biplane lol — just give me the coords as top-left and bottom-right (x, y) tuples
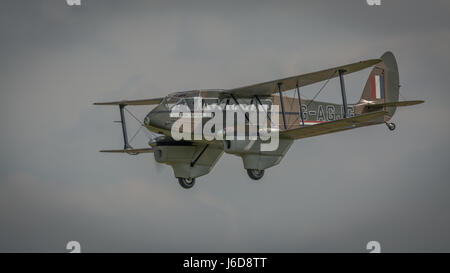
(95, 52), (423, 189)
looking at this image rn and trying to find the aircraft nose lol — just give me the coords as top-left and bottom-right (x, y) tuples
(145, 112), (160, 127)
(144, 114), (153, 126)
(145, 104), (169, 129)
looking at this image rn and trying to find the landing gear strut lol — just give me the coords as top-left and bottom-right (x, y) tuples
(385, 122), (396, 131)
(178, 177), (195, 189)
(247, 169), (265, 180)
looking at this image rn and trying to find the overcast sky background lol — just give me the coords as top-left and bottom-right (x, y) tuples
(1, 0), (449, 252)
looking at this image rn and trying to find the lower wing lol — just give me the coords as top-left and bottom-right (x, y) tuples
(100, 148), (154, 154)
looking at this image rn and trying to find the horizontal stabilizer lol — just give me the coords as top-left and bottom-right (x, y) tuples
(224, 59), (382, 98)
(365, 100), (424, 110)
(281, 111), (387, 140)
(100, 148), (154, 154)
(94, 98), (164, 106)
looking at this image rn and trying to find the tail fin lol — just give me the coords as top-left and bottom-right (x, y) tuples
(359, 51), (399, 117)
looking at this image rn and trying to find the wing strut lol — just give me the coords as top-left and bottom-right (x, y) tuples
(190, 144), (209, 167)
(296, 82), (305, 126)
(230, 93), (250, 122)
(254, 95), (272, 123)
(338, 69), (349, 118)
(277, 82), (287, 129)
(119, 104), (133, 149)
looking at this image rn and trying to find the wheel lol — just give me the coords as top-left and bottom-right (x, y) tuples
(386, 122), (396, 131)
(178, 177), (195, 189)
(247, 169), (265, 180)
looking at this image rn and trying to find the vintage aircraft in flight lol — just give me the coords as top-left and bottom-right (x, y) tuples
(95, 52), (423, 189)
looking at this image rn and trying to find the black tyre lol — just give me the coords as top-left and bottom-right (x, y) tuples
(247, 169), (265, 180)
(178, 177), (195, 189)
(387, 122), (396, 131)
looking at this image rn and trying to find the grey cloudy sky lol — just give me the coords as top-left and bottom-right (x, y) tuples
(1, 0), (449, 252)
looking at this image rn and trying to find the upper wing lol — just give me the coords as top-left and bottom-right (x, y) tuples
(281, 111), (387, 140)
(93, 97), (164, 106)
(223, 59), (382, 98)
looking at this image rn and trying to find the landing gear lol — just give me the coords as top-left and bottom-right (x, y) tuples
(178, 177), (196, 189)
(385, 122), (396, 131)
(247, 169), (265, 180)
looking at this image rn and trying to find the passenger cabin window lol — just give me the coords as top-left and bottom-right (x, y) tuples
(181, 97), (219, 111)
(202, 98), (219, 107)
(164, 96), (222, 112)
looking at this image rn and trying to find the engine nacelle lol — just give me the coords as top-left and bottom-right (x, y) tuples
(223, 138), (293, 170)
(152, 140), (223, 179)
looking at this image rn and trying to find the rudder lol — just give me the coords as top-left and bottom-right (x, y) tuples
(359, 51), (399, 117)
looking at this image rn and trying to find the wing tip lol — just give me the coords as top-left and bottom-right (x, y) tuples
(99, 148), (154, 154)
(361, 58), (382, 66)
(93, 101), (126, 106)
(373, 58), (383, 64)
(93, 98), (164, 106)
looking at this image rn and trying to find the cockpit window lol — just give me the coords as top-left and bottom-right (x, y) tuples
(163, 96), (183, 109)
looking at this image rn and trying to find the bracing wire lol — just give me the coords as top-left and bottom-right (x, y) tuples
(287, 70), (337, 127)
(306, 70), (337, 108)
(124, 107), (158, 142)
